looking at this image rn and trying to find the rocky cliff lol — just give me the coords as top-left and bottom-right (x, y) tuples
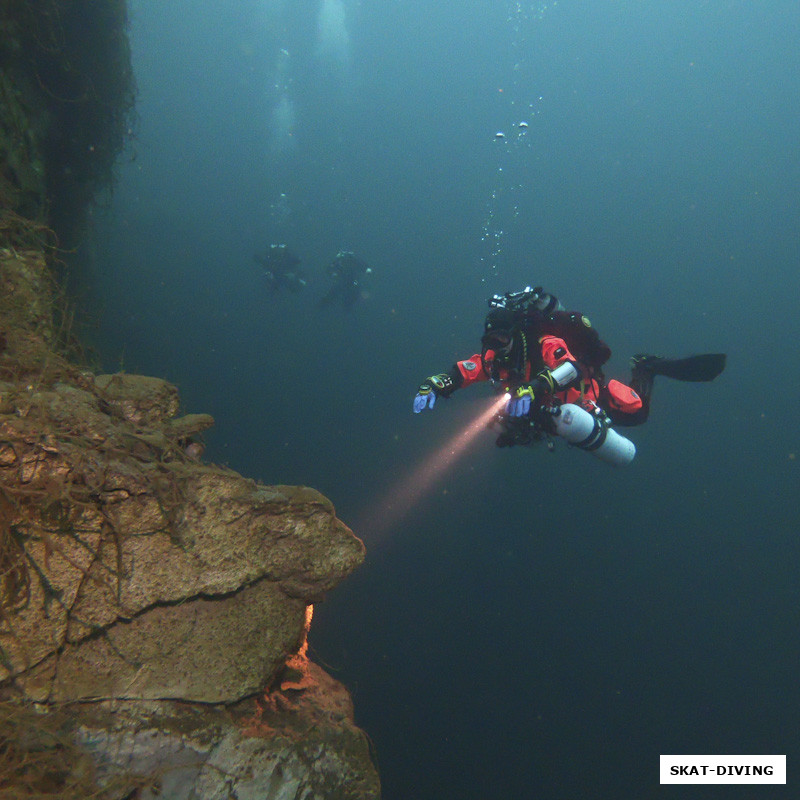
(0, 3), (379, 797)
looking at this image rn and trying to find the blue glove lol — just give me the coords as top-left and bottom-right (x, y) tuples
(413, 391), (436, 413)
(506, 385), (534, 417)
(412, 374), (455, 413)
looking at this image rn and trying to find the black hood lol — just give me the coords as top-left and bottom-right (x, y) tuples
(483, 307), (517, 337)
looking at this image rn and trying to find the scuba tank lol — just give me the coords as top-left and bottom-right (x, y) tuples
(494, 362), (636, 466)
(552, 403), (636, 467)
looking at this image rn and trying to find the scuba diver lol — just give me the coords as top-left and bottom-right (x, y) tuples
(413, 286), (726, 466)
(318, 250), (372, 308)
(254, 244), (307, 293)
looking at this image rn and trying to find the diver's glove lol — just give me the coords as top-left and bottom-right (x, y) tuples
(505, 369), (563, 417)
(413, 374), (456, 413)
(506, 384), (535, 417)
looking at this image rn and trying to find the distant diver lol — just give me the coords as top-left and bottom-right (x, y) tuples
(413, 285), (726, 466)
(318, 250), (373, 308)
(254, 244), (307, 293)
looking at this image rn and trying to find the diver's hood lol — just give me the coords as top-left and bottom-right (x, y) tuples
(483, 308), (517, 344)
(483, 307), (517, 337)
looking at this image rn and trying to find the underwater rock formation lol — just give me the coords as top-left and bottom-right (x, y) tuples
(0, 0), (136, 246)
(0, 249), (379, 796)
(71, 658), (378, 800)
(0, 5), (379, 794)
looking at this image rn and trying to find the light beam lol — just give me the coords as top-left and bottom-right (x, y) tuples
(354, 393), (508, 541)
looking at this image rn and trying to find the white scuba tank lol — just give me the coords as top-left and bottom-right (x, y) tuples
(552, 403), (636, 467)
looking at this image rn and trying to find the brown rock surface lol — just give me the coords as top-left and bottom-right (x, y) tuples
(2, 5), (379, 789)
(0, 337), (365, 704)
(0, 247), (379, 796)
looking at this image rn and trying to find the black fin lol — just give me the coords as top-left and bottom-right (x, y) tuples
(650, 353), (726, 382)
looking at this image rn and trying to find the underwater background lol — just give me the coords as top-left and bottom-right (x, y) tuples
(79, 1), (799, 798)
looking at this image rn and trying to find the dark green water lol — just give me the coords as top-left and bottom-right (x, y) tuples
(81, 1), (800, 797)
